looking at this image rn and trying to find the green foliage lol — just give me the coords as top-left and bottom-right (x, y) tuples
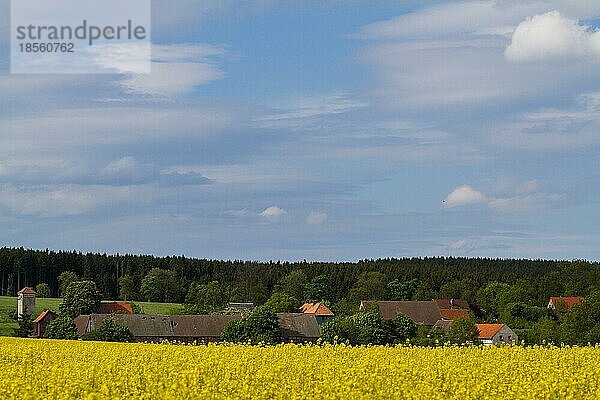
(387, 279), (419, 301)
(45, 316), (77, 340)
(347, 272), (388, 304)
(304, 275), (331, 302)
(220, 305), (281, 344)
(350, 310), (387, 345)
(499, 302), (549, 328)
(35, 283), (51, 298)
(220, 319), (246, 343)
(320, 317), (359, 345)
(12, 314), (33, 338)
(412, 282), (438, 301)
(529, 317), (560, 344)
(275, 270), (308, 303)
(184, 281), (228, 314)
(439, 279), (477, 303)
(130, 302), (142, 314)
(118, 276), (137, 301)
(263, 292), (297, 313)
(59, 280), (100, 318)
(140, 268), (181, 303)
(383, 314), (417, 344)
(82, 319), (134, 342)
(447, 317), (479, 343)
(476, 281), (511, 320)
(58, 271), (78, 297)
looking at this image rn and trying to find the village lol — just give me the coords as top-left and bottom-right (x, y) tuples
(14, 284), (585, 346)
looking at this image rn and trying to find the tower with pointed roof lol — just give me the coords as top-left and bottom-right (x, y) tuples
(17, 287), (36, 319)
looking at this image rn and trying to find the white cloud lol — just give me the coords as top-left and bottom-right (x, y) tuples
(260, 206), (286, 220)
(306, 211), (327, 225)
(444, 183), (568, 212)
(488, 193), (568, 212)
(118, 44), (227, 97)
(444, 185), (487, 207)
(0, 184), (148, 217)
(255, 92), (367, 130)
(505, 11), (600, 62)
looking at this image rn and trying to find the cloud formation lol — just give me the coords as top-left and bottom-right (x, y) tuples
(306, 211), (327, 225)
(444, 185), (487, 208)
(506, 11), (600, 62)
(260, 206), (286, 220)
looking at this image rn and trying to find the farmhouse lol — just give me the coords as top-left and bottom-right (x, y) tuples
(170, 315), (242, 342)
(300, 301), (334, 325)
(32, 309), (58, 338)
(476, 324), (518, 345)
(74, 313), (320, 343)
(75, 314), (174, 342)
(359, 299), (471, 327)
(278, 313), (321, 343)
(547, 297), (584, 312)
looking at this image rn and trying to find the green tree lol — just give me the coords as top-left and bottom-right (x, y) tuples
(221, 305), (281, 344)
(350, 310), (387, 345)
(387, 279), (419, 301)
(320, 317), (359, 345)
(12, 314), (33, 338)
(447, 317), (479, 343)
(347, 272), (388, 303)
(184, 281), (228, 313)
(263, 292), (297, 313)
(45, 316), (77, 340)
(140, 268), (180, 303)
(59, 280), (100, 318)
(243, 305), (281, 344)
(275, 270), (308, 302)
(476, 281), (511, 320)
(35, 283), (51, 298)
(384, 314), (417, 344)
(82, 319), (134, 342)
(118, 276), (137, 301)
(304, 275), (331, 302)
(529, 317), (559, 344)
(221, 319), (247, 343)
(58, 271), (78, 297)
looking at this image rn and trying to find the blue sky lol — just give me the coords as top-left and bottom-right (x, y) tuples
(1, 1), (600, 261)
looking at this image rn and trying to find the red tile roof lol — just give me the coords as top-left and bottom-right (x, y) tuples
(440, 309), (470, 320)
(548, 297), (584, 311)
(17, 287), (36, 294)
(33, 309), (57, 323)
(300, 302), (334, 316)
(433, 299), (470, 310)
(99, 302), (134, 314)
(476, 324), (505, 339)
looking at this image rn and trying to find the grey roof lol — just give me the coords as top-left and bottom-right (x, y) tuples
(361, 301), (442, 325)
(170, 315), (241, 337)
(277, 313), (321, 339)
(75, 314), (173, 338)
(432, 319), (453, 331)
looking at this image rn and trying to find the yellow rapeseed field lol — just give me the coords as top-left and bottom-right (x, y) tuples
(1, 337), (599, 399)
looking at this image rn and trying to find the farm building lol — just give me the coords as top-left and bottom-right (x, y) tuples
(547, 297), (584, 312)
(98, 302), (134, 314)
(32, 309), (58, 338)
(74, 313), (320, 343)
(169, 315), (242, 342)
(360, 299), (471, 327)
(278, 313), (321, 343)
(300, 302), (334, 325)
(476, 324), (518, 346)
(17, 287), (36, 318)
